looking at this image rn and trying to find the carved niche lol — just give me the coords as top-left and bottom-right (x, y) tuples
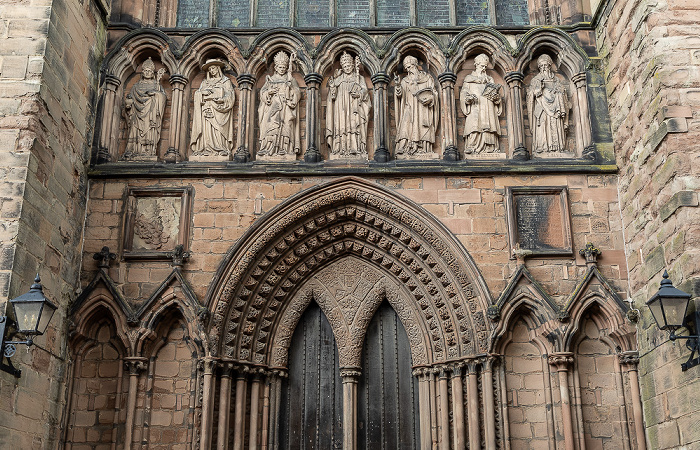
(123, 187), (193, 260)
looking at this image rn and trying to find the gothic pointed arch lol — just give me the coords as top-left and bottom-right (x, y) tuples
(102, 29), (179, 81)
(313, 29), (381, 75)
(245, 29), (314, 76)
(179, 29), (246, 78)
(380, 28), (446, 74)
(206, 176), (492, 367)
(447, 27), (516, 74)
(514, 27), (589, 76)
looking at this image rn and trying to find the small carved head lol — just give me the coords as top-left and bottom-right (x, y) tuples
(403, 55), (419, 72)
(537, 54), (554, 72)
(474, 53), (490, 71)
(273, 51), (289, 75)
(202, 58), (226, 77)
(142, 57), (156, 79)
(340, 51), (354, 73)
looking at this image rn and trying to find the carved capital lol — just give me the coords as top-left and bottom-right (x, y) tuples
(198, 357), (220, 374)
(443, 145), (459, 162)
(579, 242), (601, 266)
(304, 146), (323, 163)
(618, 351), (640, 367)
(124, 357), (148, 375)
(167, 244), (190, 267)
(340, 366), (362, 381)
(371, 72), (390, 85)
(236, 73), (255, 88)
(504, 71), (524, 86)
(466, 360), (479, 375)
(438, 71), (457, 86)
(219, 361), (235, 377)
(571, 72), (587, 87)
(450, 363), (463, 377)
(169, 74), (188, 87)
(93, 246), (116, 268)
(512, 146), (529, 161)
(304, 72), (323, 87)
(234, 146), (250, 163)
(548, 352), (574, 370)
(104, 74), (121, 90)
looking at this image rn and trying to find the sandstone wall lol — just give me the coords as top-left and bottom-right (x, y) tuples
(0, 0), (106, 447)
(596, 0), (700, 447)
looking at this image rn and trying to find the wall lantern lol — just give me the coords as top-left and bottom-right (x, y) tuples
(646, 270), (699, 371)
(0, 275), (57, 377)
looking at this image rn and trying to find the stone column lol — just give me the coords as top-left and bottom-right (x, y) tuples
(304, 73), (323, 163)
(414, 368), (433, 450)
(340, 367), (361, 450)
(200, 357), (219, 450)
(505, 71), (528, 160)
(234, 74), (255, 163)
(437, 367), (450, 449)
(260, 373), (271, 450)
(572, 72), (597, 161)
(482, 356), (497, 449)
(233, 367), (249, 450)
(620, 351), (647, 450)
(248, 371), (263, 450)
(217, 362), (234, 450)
(450, 364), (466, 450)
(123, 357), (147, 450)
(371, 73), (390, 162)
(97, 74), (121, 163)
(466, 360), (481, 450)
(549, 352), (575, 450)
(166, 74), (187, 162)
(438, 72), (459, 161)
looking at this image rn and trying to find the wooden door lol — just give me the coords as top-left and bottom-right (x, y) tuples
(279, 302), (343, 449)
(358, 301), (420, 450)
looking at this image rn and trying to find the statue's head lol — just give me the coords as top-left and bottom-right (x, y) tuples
(142, 57), (156, 79)
(537, 54), (554, 71)
(340, 51), (354, 74)
(274, 51), (290, 75)
(403, 55), (418, 72)
(202, 58), (226, 77)
(474, 53), (490, 71)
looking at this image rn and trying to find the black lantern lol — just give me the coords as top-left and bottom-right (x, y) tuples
(9, 275), (57, 335)
(1, 274), (57, 377)
(647, 270), (700, 371)
(646, 270), (692, 331)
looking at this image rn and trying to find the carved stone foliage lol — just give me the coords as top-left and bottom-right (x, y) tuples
(123, 187), (193, 260)
(208, 178), (492, 367)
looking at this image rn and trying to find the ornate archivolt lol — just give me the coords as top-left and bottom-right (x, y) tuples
(96, 27), (598, 164)
(205, 176), (493, 367)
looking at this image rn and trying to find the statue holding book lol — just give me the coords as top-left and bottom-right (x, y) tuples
(527, 54), (569, 154)
(460, 53), (503, 155)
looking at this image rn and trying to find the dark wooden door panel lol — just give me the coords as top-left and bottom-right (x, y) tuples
(280, 302), (343, 449)
(358, 301), (419, 450)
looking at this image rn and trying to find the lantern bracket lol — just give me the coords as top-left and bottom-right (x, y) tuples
(668, 308), (700, 371)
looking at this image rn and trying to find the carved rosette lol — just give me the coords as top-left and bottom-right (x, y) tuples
(209, 180), (491, 368)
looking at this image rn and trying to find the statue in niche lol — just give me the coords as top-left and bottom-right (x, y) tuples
(325, 51), (372, 160)
(257, 51), (301, 161)
(190, 59), (236, 160)
(394, 55), (439, 159)
(123, 57), (167, 161)
(527, 54), (570, 154)
(460, 53), (503, 156)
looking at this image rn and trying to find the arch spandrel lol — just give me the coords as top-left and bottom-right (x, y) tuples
(269, 256), (431, 368)
(206, 176), (493, 367)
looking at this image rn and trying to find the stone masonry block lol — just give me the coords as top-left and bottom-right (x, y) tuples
(0, 55), (28, 79)
(659, 190), (698, 221)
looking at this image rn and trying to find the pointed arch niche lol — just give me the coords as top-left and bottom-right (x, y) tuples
(204, 176), (494, 449)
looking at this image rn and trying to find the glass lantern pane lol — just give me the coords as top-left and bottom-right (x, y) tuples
(14, 302), (42, 333)
(647, 297), (665, 329)
(37, 303), (56, 335)
(662, 296), (689, 329)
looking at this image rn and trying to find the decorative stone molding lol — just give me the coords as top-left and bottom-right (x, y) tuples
(548, 352), (574, 369)
(124, 356), (148, 374)
(579, 242), (601, 267)
(93, 246), (116, 269)
(618, 351), (640, 366)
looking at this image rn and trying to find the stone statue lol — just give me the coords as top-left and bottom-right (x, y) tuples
(325, 52), (372, 160)
(123, 57), (167, 160)
(460, 53), (503, 156)
(527, 54), (569, 154)
(257, 51), (301, 161)
(394, 55), (439, 159)
(190, 59), (236, 160)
